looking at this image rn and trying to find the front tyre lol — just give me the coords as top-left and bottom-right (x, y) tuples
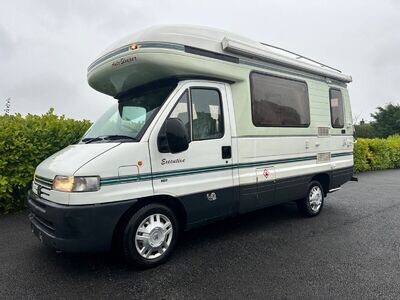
(297, 181), (324, 217)
(122, 204), (179, 268)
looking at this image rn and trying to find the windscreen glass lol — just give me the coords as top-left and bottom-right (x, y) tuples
(82, 82), (176, 143)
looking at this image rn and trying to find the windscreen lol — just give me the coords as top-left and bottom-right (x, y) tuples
(82, 82), (177, 143)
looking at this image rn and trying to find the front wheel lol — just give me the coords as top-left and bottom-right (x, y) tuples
(122, 204), (179, 268)
(297, 181), (324, 217)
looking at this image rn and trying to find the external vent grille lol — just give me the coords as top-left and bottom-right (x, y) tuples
(318, 127), (330, 137)
(317, 152), (331, 163)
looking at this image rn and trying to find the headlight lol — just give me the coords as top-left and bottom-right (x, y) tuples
(53, 176), (100, 192)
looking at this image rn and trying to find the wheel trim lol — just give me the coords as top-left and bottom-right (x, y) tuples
(135, 213), (173, 260)
(309, 186), (323, 212)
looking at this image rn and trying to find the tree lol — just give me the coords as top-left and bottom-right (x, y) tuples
(3, 98), (11, 115)
(371, 103), (400, 137)
(354, 123), (377, 138)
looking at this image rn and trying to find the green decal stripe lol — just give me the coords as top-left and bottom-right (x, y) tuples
(139, 42), (185, 51)
(101, 176), (138, 184)
(100, 155), (321, 186)
(237, 155), (317, 169)
(100, 152), (352, 186)
(332, 152), (353, 157)
(100, 165), (234, 185)
(100, 173), (153, 185)
(101, 179), (140, 186)
(35, 153), (352, 187)
(151, 164), (235, 180)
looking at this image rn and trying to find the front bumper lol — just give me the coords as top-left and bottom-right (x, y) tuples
(27, 190), (137, 252)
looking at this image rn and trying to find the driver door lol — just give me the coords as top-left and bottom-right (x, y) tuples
(149, 81), (235, 225)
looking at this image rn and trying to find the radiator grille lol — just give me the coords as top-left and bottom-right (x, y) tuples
(34, 175), (53, 189)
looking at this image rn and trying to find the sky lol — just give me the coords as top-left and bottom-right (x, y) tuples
(1, 0), (399, 122)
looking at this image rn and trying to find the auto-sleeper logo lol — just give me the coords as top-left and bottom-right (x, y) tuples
(111, 56), (137, 67)
(161, 158), (185, 165)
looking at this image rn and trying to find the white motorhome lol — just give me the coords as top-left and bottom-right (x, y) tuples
(28, 25), (354, 267)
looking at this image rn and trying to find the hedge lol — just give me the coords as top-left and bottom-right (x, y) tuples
(0, 110), (91, 214)
(0, 109), (399, 214)
(354, 135), (400, 172)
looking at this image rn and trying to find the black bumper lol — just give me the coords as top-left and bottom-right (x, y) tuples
(330, 166), (354, 190)
(28, 190), (137, 252)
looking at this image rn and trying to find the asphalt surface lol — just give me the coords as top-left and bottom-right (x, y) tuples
(1, 170), (400, 299)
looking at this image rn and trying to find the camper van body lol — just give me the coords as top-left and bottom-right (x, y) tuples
(28, 25), (354, 267)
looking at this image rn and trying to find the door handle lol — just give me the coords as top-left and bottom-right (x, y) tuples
(222, 146), (232, 159)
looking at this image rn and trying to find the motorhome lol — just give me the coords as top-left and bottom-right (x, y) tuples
(28, 25), (354, 267)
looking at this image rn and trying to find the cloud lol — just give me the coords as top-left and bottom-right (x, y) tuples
(1, 0), (399, 122)
(0, 25), (14, 59)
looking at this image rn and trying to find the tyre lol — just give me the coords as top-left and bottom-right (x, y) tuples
(122, 203), (179, 268)
(297, 181), (324, 217)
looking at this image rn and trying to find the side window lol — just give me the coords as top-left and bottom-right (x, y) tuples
(329, 89), (344, 128)
(190, 88), (224, 140)
(250, 72), (310, 127)
(169, 90), (190, 137)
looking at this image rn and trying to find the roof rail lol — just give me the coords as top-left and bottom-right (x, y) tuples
(259, 42), (342, 74)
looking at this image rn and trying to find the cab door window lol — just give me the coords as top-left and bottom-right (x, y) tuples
(169, 90), (190, 137)
(190, 88), (224, 140)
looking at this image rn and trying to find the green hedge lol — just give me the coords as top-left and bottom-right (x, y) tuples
(0, 110), (91, 214)
(354, 135), (400, 172)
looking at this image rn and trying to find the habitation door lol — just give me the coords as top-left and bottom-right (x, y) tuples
(149, 81), (235, 225)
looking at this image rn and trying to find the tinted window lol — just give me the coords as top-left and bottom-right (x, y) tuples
(190, 88), (224, 140)
(250, 73), (310, 127)
(169, 90), (190, 137)
(330, 89), (344, 128)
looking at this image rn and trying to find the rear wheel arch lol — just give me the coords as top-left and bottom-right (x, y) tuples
(310, 173), (330, 196)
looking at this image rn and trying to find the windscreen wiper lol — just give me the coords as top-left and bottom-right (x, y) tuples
(82, 135), (136, 144)
(103, 135), (137, 141)
(81, 137), (104, 144)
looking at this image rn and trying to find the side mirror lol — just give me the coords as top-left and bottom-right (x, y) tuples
(158, 118), (189, 153)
